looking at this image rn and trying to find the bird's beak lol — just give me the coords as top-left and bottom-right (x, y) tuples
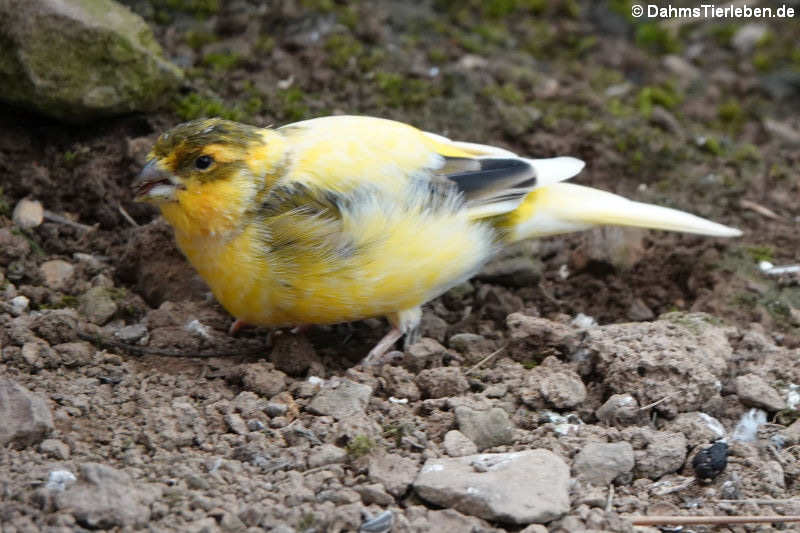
(132, 159), (182, 203)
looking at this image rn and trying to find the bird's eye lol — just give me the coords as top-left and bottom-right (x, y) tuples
(195, 155), (214, 170)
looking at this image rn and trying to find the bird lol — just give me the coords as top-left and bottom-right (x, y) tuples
(132, 115), (741, 365)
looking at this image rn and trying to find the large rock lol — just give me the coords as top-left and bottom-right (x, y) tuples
(0, 0), (182, 122)
(0, 378), (54, 449)
(54, 463), (160, 529)
(414, 450), (570, 524)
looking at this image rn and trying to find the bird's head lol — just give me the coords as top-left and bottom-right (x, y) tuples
(133, 118), (284, 236)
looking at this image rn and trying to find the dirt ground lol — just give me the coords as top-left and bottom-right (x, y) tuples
(1, 1), (800, 532)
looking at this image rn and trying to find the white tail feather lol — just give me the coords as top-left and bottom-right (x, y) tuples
(510, 183), (742, 241)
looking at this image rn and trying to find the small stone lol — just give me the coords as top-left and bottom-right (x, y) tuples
(40, 438), (70, 459)
(477, 255), (543, 287)
(307, 379), (372, 419)
(628, 298), (655, 321)
(596, 394), (641, 426)
(368, 452), (419, 497)
(78, 287), (117, 325)
(308, 444), (347, 468)
(53, 342), (94, 367)
(265, 401), (288, 417)
(448, 333), (495, 362)
(380, 365), (421, 402)
(241, 365), (288, 397)
(539, 371), (587, 409)
(663, 412), (726, 447)
(9, 295), (29, 316)
(736, 374), (785, 411)
(573, 442), (634, 486)
(420, 312), (448, 343)
(416, 367), (469, 399)
(623, 428), (688, 480)
(662, 55), (699, 81)
(114, 324), (148, 344)
(0, 378), (54, 449)
(12, 198), (44, 229)
(355, 483), (394, 505)
(414, 449), (570, 524)
(224, 413), (248, 435)
(580, 226), (645, 270)
(443, 430), (478, 457)
(40, 260), (75, 290)
(732, 23), (768, 54)
(455, 406), (515, 451)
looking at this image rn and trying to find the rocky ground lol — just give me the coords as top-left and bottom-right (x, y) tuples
(1, 1), (800, 532)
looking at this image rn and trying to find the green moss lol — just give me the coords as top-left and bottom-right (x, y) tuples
(297, 513), (316, 531)
(0, 187), (9, 217)
(717, 98), (744, 126)
(752, 51), (775, 72)
(698, 136), (724, 156)
(732, 143), (760, 162)
(635, 23), (680, 55)
(255, 35), (275, 54)
(375, 72), (438, 108)
(202, 52), (241, 71)
(483, 82), (525, 105)
(710, 23), (739, 46)
(346, 435), (375, 458)
(173, 92), (243, 121)
(278, 87), (309, 121)
(637, 84), (680, 117)
(150, 0), (219, 17)
(185, 30), (217, 50)
(745, 245), (775, 263)
(521, 360), (538, 369)
(325, 33), (363, 69)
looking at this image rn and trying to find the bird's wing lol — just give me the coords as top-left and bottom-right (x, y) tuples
(277, 115), (584, 219)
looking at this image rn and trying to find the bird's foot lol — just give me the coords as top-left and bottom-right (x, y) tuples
(228, 319), (249, 336)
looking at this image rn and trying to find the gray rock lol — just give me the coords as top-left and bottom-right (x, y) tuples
(448, 333), (495, 363)
(622, 427), (688, 480)
(580, 226), (645, 270)
(455, 406), (515, 451)
(414, 449), (570, 524)
(587, 313), (731, 418)
(40, 260), (75, 290)
(78, 287), (118, 325)
(368, 452), (419, 497)
(224, 413), (248, 435)
(573, 442), (634, 486)
(477, 255), (543, 287)
(241, 364), (288, 397)
(114, 324), (148, 344)
(355, 483), (395, 506)
(380, 365), (421, 401)
(40, 438), (70, 459)
(663, 412), (726, 447)
(54, 463), (160, 529)
(308, 444), (347, 468)
(596, 394), (641, 426)
(0, 378), (54, 449)
(736, 374), (786, 411)
(416, 367), (469, 399)
(9, 295), (29, 316)
(539, 371), (587, 409)
(0, 0), (182, 122)
(307, 378), (372, 419)
(443, 430), (478, 457)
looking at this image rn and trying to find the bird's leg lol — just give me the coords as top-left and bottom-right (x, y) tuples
(228, 319), (248, 336)
(361, 328), (404, 366)
(360, 307), (422, 367)
(403, 325), (421, 350)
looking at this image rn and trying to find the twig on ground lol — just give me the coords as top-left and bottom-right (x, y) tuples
(118, 203), (140, 227)
(465, 345), (506, 375)
(43, 210), (96, 232)
(631, 515), (800, 526)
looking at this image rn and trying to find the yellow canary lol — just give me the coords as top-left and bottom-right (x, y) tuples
(133, 115), (741, 363)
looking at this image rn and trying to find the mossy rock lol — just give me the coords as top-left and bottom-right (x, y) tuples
(0, 0), (183, 122)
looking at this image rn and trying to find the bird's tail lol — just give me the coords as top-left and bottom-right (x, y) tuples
(501, 182), (742, 243)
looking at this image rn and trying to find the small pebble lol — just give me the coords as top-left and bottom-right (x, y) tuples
(12, 198), (44, 229)
(692, 441), (728, 482)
